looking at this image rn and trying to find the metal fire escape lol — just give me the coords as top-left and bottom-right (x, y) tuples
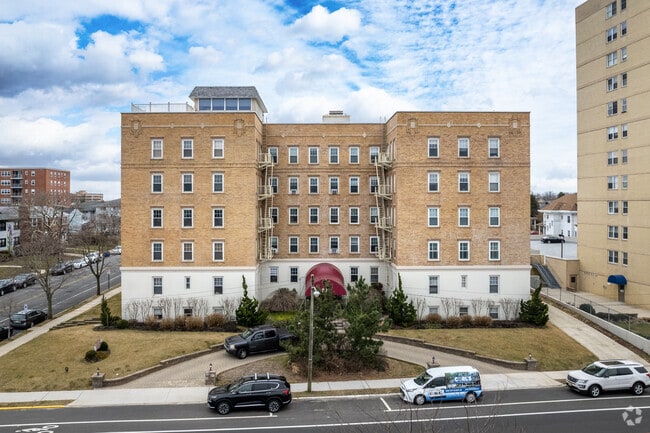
(373, 137), (393, 261)
(257, 134), (276, 261)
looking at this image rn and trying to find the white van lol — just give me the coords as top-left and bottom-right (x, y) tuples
(400, 365), (483, 404)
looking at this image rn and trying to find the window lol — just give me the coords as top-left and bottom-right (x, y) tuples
(489, 241), (500, 261)
(182, 208), (193, 228)
(370, 236), (379, 253)
(607, 176), (618, 190)
(289, 207), (299, 224)
(182, 242), (193, 261)
(350, 236), (359, 253)
(152, 242), (163, 261)
(608, 200), (619, 214)
(428, 137), (439, 158)
(370, 207), (378, 224)
(489, 207), (500, 227)
(458, 241), (470, 261)
(622, 175), (628, 189)
(607, 76), (618, 91)
(309, 177), (319, 194)
(153, 276), (163, 295)
(488, 138), (500, 158)
(622, 226), (628, 240)
(212, 138), (224, 158)
(429, 275), (439, 294)
(621, 47), (627, 62)
(621, 98), (627, 113)
(428, 207), (439, 227)
(622, 123), (628, 138)
(213, 241), (224, 261)
(622, 149), (628, 163)
(153, 307), (163, 319)
(607, 51), (617, 67)
(290, 267), (299, 283)
(488, 172), (500, 192)
(461, 275), (467, 288)
(608, 225), (619, 239)
(428, 241), (440, 261)
(213, 172), (224, 193)
(370, 267), (379, 284)
(309, 236), (319, 253)
(269, 177), (278, 194)
(213, 208), (224, 228)
(349, 207), (359, 224)
(370, 146), (379, 163)
(329, 236), (339, 254)
(350, 176), (359, 193)
(152, 208), (163, 228)
(152, 173), (163, 193)
(458, 138), (469, 158)
(608, 250), (619, 264)
(350, 267), (359, 282)
(458, 172), (470, 192)
(152, 139), (163, 159)
(309, 147), (319, 164)
(182, 173), (193, 193)
(289, 236), (299, 254)
(182, 139), (193, 158)
(309, 207), (319, 224)
(459, 307), (469, 316)
(458, 207), (470, 227)
(608, 126), (619, 140)
(329, 207), (339, 224)
(489, 275), (499, 294)
(329, 147), (339, 164)
(288, 177), (299, 194)
(607, 101), (618, 116)
(270, 267), (278, 283)
(606, 1), (616, 19)
(621, 21), (627, 36)
(213, 276), (223, 294)
(606, 25), (617, 42)
(428, 172), (439, 192)
(369, 176), (378, 194)
(329, 177), (339, 194)
(268, 147), (278, 163)
(622, 72), (627, 87)
(622, 200), (628, 214)
(622, 251), (628, 266)
(607, 151), (618, 165)
(269, 207), (278, 224)
(621, 0), (626, 10)
(349, 146), (359, 164)
(288, 147), (299, 164)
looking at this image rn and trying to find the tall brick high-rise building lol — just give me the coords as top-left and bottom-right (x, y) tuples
(0, 168), (70, 205)
(120, 86), (530, 320)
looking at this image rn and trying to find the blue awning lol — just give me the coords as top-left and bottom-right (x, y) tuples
(608, 274), (627, 285)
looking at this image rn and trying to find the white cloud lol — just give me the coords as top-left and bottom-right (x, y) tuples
(290, 5), (362, 42)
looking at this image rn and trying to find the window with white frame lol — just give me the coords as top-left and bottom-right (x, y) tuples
(489, 207), (500, 227)
(213, 276), (223, 294)
(606, 51), (617, 67)
(458, 172), (470, 192)
(329, 236), (339, 253)
(489, 275), (499, 294)
(350, 176), (359, 193)
(213, 241), (224, 261)
(370, 267), (379, 283)
(213, 172), (224, 193)
(608, 225), (619, 239)
(152, 173), (163, 193)
(429, 275), (439, 294)
(153, 276), (163, 295)
(622, 72), (627, 86)
(182, 138), (193, 158)
(488, 137), (500, 158)
(289, 147), (299, 164)
(489, 306), (499, 319)
(622, 226), (628, 240)
(458, 207), (470, 227)
(428, 137), (439, 158)
(182, 173), (193, 193)
(182, 208), (193, 228)
(621, 46), (627, 62)
(622, 200), (628, 214)
(153, 307), (163, 319)
(489, 240), (500, 261)
(270, 266), (278, 283)
(213, 208), (224, 228)
(458, 241), (470, 261)
(607, 101), (618, 116)
(607, 151), (618, 165)
(606, 1), (616, 18)
(309, 236), (319, 253)
(622, 149), (628, 163)
(289, 177), (299, 194)
(289, 207), (299, 224)
(607, 126), (619, 140)
(608, 200), (619, 214)
(309, 147), (319, 164)
(350, 236), (359, 253)
(606, 25), (617, 42)
(329, 207), (339, 224)
(607, 175), (618, 190)
(621, 98), (627, 113)
(182, 242), (193, 261)
(428, 172), (439, 192)
(622, 251), (628, 266)
(428, 240), (440, 261)
(152, 242), (163, 261)
(152, 208), (163, 228)
(622, 123), (628, 138)
(349, 207), (359, 224)
(622, 175), (628, 189)
(370, 176), (378, 193)
(488, 172), (500, 192)
(329, 146), (339, 164)
(309, 207), (319, 224)
(622, 0), (626, 10)
(152, 139), (163, 159)
(458, 138), (469, 157)
(289, 236), (299, 253)
(370, 236), (379, 253)
(608, 250), (618, 264)
(330, 177), (339, 194)
(459, 306), (469, 316)
(606, 76), (618, 91)
(349, 146), (359, 164)
(428, 207), (439, 227)
(269, 147), (278, 164)
(212, 138), (224, 158)
(370, 207), (378, 224)
(271, 236), (278, 253)
(290, 267), (299, 282)
(350, 267), (359, 282)
(269, 207), (278, 224)
(269, 177), (278, 194)
(370, 146), (379, 163)
(309, 177), (319, 194)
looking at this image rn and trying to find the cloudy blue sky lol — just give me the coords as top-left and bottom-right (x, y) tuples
(0, 0), (584, 201)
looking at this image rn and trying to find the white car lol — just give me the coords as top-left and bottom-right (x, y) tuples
(567, 359), (650, 397)
(72, 258), (88, 269)
(85, 252), (100, 264)
(110, 245), (121, 255)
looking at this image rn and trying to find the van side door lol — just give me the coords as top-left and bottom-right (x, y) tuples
(425, 376), (447, 400)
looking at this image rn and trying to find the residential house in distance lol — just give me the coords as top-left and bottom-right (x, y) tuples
(0, 207), (20, 254)
(0, 168), (70, 205)
(540, 193), (578, 240)
(576, 0), (650, 306)
(71, 190), (104, 203)
(120, 86), (531, 321)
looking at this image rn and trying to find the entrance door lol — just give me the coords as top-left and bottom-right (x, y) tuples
(618, 284), (625, 302)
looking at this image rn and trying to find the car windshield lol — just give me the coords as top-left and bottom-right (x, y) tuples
(582, 364), (607, 377)
(413, 371), (433, 386)
(227, 377), (246, 391)
(241, 329), (253, 339)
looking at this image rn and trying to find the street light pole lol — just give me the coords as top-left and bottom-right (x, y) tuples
(307, 274), (315, 393)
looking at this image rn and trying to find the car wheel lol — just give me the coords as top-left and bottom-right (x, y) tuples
(632, 382), (645, 396)
(29, 321), (34, 328)
(267, 398), (282, 413)
(216, 400), (231, 415)
(414, 395), (426, 405)
(236, 348), (248, 359)
(0, 289), (4, 296)
(465, 392), (477, 403)
(588, 384), (601, 398)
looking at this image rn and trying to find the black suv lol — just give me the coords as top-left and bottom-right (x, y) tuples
(10, 309), (48, 329)
(207, 373), (292, 415)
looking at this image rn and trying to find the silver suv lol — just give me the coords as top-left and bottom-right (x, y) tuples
(567, 359), (650, 397)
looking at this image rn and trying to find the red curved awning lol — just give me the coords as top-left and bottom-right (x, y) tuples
(305, 263), (347, 297)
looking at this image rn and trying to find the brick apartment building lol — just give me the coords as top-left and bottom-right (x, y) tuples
(0, 167), (70, 205)
(120, 86), (530, 321)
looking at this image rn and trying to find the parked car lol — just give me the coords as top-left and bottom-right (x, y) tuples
(0, 278), (16, 296)
(72, 258), (88, 269)
(10, 309), (48, 329)
(110, 245), (122, 255)
(0, 325), (9, 341)
(12, 272), (38, 288)
(224, 325), (295, 359)
(400, 366), (483, 404)
(566, 360), (650, 397)
(85, 252), (100, 264)
(50, 261), (73, 275)
(541, 234), (565, 243)
(207, 373), (292, 415)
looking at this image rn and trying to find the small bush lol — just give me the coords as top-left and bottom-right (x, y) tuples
(260, 288), (300, 312)
(174, 316), (186, 330)
(98, 341), (109, 352)
(205, 313), (228, 329)
(185, 316), (205, 331)
(160, 318), (176, 331)
(459, 314), (473, 327)
(143, 315), (159, 329)
(424, 313), (442, 325)
(579, 303), (596, 315)
(445, 316), (462, 328)
(96, 351), (110, 360)
(116, 319), (130, 329)
(473, 316), (493, 327)
(85, 350), (98, 362)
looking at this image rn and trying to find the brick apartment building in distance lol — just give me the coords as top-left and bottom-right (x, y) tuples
(120, 86), (530, 320)
(576, 0), (650, 306)
(0, 167), (70, 205)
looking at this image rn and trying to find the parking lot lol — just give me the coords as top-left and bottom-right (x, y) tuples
(530, 237), (577, 259)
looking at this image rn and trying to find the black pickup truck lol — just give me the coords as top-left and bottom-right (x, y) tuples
(224, 325), (294, 359)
